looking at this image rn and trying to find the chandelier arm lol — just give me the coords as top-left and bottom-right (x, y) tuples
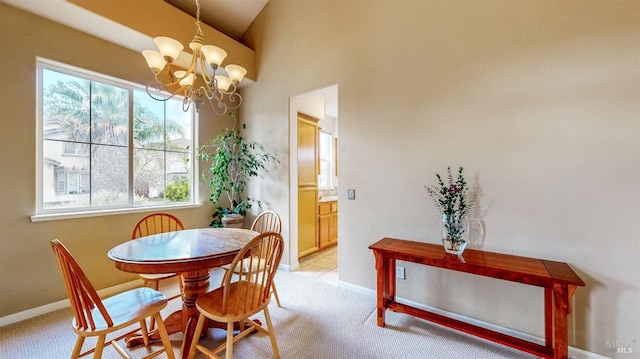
(182, 96), (192, 112)
(200, 82), (220, 101)
(196, 83), (214, 102)
(156, 71), (178, 89)
(225, 92), (243, 109)
(145, 82), (174, 102)
(225, 82), (238, 95)
(198, 52), (214, 84)
(207, 97), (228, 116)
(176, 50), (199, 83)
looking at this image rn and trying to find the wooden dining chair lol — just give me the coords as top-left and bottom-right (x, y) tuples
(132, 212), (185, 329)
(188, 232), (284, 359)
(221, 210), (283, 306)
(50, 239), (175, 359)
(131, 213), (184, 296)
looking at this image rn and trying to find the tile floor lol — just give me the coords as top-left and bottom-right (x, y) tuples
(295, 245), (338, 285)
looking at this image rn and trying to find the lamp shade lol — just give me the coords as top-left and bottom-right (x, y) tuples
(215, 75), (232, 92)
(201, 45), (227, 68)
(225, 64), (247, 83)
(142, 50), (167, 73)
(175, 71), (194, 87)
(154, 36), (184, 63)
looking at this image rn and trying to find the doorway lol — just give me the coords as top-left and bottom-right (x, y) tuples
(289, 84), (338, 272)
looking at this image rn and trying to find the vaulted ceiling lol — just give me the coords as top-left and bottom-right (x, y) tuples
(1, 0), (265, 81)
(1, 0), (339, 117)
(1, 0), (267, 49)
(167, 0), (269, 41)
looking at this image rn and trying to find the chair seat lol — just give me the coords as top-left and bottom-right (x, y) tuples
(222, 256), (267, 274)
(73, 287), (167, 335)
(196, 281), (269, 322)
(139, 272), (177, 281)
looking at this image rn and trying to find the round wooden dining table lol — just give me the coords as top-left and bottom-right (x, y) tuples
(107, 227), (259, 359)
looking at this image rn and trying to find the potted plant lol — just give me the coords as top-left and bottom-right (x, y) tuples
(198, 113), (278, 227)
(425, 166), (478, 254)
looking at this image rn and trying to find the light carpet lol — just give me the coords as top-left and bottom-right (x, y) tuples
(0, 268), (538, 358)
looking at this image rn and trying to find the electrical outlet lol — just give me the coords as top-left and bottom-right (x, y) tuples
(347, 189), (356, 200)
(396, 266), (405, 280)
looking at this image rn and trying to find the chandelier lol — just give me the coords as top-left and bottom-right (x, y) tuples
(141, 0), (247, 114)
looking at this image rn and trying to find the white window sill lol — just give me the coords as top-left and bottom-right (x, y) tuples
(30, 203), (204, 222)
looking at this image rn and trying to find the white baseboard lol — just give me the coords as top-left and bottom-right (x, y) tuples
(279, 262), (293, 272)
(0, 280), (141, 327)
(568, 347), (611, 359)
(337, 280), (608, 359)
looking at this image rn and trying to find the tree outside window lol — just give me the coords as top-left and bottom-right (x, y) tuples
(39, 63), (193, 213)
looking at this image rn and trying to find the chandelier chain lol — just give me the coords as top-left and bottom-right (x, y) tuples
(195, 0), (204, 37)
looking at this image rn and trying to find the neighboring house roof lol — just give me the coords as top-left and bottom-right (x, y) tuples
(43, 157), (61, 166)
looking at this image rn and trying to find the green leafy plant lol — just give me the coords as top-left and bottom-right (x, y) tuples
(197, 113), (278, 227)
(162, 178), (190, 202)
(425, 166), (477, 245)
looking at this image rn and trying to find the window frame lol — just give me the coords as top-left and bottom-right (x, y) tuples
(318, 130), (335, 189)
(32, 58), (201, 222)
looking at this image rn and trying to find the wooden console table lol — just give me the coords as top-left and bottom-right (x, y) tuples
(369, 238), (585, 359)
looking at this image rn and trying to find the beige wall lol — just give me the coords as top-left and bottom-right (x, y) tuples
(0, 4), (227, 316)
(241, 0), (639, 356)
(1, 0), (639, 357)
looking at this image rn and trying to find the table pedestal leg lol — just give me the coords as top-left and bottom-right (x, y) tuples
(125, 270), (211, 359)
(178, 270), (211, 358)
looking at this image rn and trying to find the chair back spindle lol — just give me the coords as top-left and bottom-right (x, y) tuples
(131, 212), (184, 239)
(250, 210), (282, 234)
(51, 240), (112, 331)
(221, 232), (283, 316)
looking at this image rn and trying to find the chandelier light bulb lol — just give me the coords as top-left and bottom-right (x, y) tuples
(201, 45), (227, 68)
(141, 50), (167, 73)
(175, 71), (195, 87)
(215, 75), (232, 92)
(225, 64), (247, 83)
(154, 36), (184, 63)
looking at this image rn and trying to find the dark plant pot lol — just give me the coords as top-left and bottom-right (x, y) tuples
(221, 214), (244, 228)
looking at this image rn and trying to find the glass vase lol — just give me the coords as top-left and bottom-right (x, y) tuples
(440, 214), (469, 255)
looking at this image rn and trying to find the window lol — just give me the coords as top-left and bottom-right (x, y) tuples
(37, 60), (195, 216)
(318, 131), (334, 189)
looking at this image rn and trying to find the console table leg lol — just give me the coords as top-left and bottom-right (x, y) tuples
(374, 252), (389, 327)
(544, 288), (553, 350)
(387, 258), (396, 302)
(552, 283), (570, 359)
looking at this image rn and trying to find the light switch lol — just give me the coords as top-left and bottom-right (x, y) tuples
(347, 189), (356, 200)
